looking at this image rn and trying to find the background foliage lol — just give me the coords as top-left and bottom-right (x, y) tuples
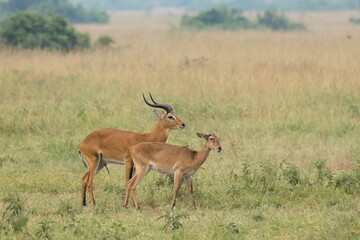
(0, 0), (108, 23)
(257, 8), (305, 31)
(0, 12), (90, 50)
(349, 16), (360, 24)
(180, 7), (305, 31)
(69, 0), (360, 11)
(180, 7), (253, 30)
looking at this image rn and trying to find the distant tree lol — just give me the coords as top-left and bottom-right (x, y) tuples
(257, 9), (305, 31)
(349, 16), (360, 25)
(0, 0), (108, 23)
(180, 7), (306, 31)
(68, 0), (360, 11)
(180, 7), (252, 30)
(0, 12), (90, 51)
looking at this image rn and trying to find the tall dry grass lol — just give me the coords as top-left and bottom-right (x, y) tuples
(1, 13), (358, 169)
(0, 11), (359, 239)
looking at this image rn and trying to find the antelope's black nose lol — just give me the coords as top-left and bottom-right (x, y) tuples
(181, 123), (186, 129)
(217, 147), (222, 153)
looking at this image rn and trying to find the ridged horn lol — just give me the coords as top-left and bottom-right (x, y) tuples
(142, 92), (173, 113)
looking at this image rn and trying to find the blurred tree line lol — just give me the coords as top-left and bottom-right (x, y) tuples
(180, 7), (305, 31)
(0, 0), (108, 23)
(69, 0), (360, 11)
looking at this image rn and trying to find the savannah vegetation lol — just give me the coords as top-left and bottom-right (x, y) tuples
(0, 10), (359, 239)
(70, 0), (360, 11)
(350, 16), (360, 24)
(180, 7), (305, 31)
(0, 0), (108, 23)
(0, 12), (90, 51)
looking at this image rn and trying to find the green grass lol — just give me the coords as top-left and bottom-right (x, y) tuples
(0, 11), (360, 239)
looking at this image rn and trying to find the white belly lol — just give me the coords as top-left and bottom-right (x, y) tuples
(104, 158), (125, 165)
(149, 163), (174, 175)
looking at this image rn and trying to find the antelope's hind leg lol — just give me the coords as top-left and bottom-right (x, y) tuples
(81, 172), (89, 206)
(123, 161), (135, 208)
(81, 153), (101, 207)
(127, 166), (148, 210)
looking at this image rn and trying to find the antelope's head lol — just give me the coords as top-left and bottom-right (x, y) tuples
(143, 93), (185, 130)
(196, 132), (222, 153)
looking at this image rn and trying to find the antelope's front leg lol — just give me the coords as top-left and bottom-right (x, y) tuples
(185, 176), (196, 209)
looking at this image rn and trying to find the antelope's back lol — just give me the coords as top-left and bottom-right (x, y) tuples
(131, 142), (194, 163)
(80, 128), (144, 157)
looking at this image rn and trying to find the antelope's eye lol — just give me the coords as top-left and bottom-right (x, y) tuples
(209, 137), (214, 141)
(167, 115), (174, 120)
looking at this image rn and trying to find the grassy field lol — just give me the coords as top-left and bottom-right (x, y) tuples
(0, 11), (359, 239)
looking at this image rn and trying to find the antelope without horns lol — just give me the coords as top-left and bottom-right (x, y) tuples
(123, 132), (222, 210)
(78, 93), (185, 207)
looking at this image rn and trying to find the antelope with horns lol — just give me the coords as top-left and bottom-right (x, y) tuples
(123, 132), (222, 210)
(79, 93), (185, 207)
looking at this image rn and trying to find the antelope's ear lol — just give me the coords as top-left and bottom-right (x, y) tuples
(153, 109), (163, 120)
(196, 133), (209, 139)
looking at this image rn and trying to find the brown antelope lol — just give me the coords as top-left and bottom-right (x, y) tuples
(78, 93), (185, 207)
(123, 132), (222, 210)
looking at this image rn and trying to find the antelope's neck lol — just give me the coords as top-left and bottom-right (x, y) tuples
(146, 120), (169, 142)
(194, 145), (211, 168)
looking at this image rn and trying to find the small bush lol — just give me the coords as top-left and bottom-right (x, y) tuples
(157, 211), (188, 232)
(257, 9), (305, 31)
(335, 170), (360, 195)
(0, 12), (90, 51)
(1, 195), (28, 234)
(95, 35), (114, 48)
(282, 162), (301, 186)
(35, 221), (54, 240)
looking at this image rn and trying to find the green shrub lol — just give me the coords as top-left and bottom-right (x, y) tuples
(257, 8), (305, 31)
(157, 211), (188, 232)
(180, 6), (252, 30)
(282, 162), (301, 186)
(35, 221), (54, 240)
(1, 195), (28, 234)
(335, 170), (360, 195)
(95, 35), (114, 48)
(0, 12), (90, 51)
